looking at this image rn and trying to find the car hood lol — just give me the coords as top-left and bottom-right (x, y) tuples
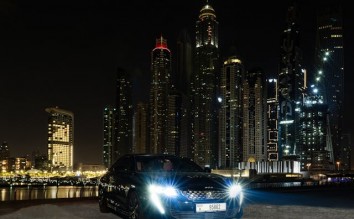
(139, 172), (230, 190)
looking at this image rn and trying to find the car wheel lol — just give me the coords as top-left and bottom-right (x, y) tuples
(98, 188), (110, 213)
(128, 191), (142, 219)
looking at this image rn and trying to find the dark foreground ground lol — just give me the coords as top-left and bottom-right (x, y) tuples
(1, 185), (354, 218)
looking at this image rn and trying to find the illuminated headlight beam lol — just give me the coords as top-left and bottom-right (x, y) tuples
(228, 184), (242, 198)
(149, 184), (178, 197)
(148, 184), (179, 214)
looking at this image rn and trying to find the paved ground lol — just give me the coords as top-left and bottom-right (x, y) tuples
(1, 198), (354, 219)
(2, 185), (354, 218)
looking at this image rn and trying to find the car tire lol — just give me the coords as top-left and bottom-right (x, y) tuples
(128, 191), (143, 219)
(98, 188), (110, 213)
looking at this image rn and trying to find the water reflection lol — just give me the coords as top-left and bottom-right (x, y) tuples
(0, 186), (98, 201)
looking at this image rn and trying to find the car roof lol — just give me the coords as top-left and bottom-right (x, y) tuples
(123, 153), (192, 160)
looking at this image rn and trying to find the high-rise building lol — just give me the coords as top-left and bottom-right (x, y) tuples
(340, 133), (351, 171)
(114, 68), (133, 161)
(278, 2), (304, 160)
(0, 141), (10, 161)
(103, 106), (116, 169)
(219, 56), (244, 168)
(266, 79), (279, 161)
(243, 69), (267, 162)
(176, 30), (193, 158)
(167, 89), (182, 155)
(46, 107), (74, 171)
(176, 29), (193, 98)
(134, 102), (148, 154)
(300, 94), (330, 171)
(192, 3), (219, 168)
(315, 2), (344, 168)
(149, 36), (171, 153)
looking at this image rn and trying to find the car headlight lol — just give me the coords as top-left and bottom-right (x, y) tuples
(149, 184), (178, 197)
(148, 184), (179, 214)
(228, 184), (242, 198)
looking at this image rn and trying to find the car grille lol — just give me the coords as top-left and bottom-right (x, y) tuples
(181, 190), (225, 200)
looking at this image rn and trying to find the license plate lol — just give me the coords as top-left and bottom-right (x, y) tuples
(196, 203), (226, 213)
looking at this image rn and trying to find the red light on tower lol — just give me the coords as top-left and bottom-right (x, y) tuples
(153, 35), (171, 53)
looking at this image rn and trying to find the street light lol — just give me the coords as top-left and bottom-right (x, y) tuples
(336, 161), (340, 171)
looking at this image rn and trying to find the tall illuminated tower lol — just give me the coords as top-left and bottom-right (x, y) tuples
(278, 2), (304, 160)
(219, 56), (244, 168)
(103, 106), (115, 169)
(114, 68), (133, 161)
(315, 2), (344, 168)
(46, 107), (74, 171)
(192, 2), (219, 167)
(267, 78), (279, 161)
(243, 69), (267, 162)
(300, 93), (330, 171)
(149, 36), (171, 153)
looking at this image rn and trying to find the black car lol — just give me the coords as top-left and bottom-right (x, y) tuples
(98, 154), (244, 219)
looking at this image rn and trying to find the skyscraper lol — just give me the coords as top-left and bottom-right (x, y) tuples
(114, 68), (133, 161)
(266, 79), (279, 161)
(219, 56), (244, 168)
(149, 36), (171, 153)
(103, 106), (116, 169)
(243, 69), (267, 162)
(192, 3), (219, 168)
(300, 94), (330, 171)
(315, 2), (344, 168)
(46, 107), (74, 171)
(167, 89), (182, 155)
(278, 2), (304, 160)
(176, 30), (193, 158)
(134, 102), (148, 154)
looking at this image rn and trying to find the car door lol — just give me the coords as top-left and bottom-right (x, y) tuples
(110, 155), (134, 211)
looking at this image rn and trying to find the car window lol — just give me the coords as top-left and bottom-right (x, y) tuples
(135, 156), (203, 172)
(111, 156), (132, 172)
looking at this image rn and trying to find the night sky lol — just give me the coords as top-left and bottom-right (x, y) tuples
(1, 0), (353, 165)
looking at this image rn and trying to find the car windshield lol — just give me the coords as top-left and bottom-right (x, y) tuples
(135, 156), (204, 172)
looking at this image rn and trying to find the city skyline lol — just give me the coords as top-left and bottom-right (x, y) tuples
(1, 0), (353, 166)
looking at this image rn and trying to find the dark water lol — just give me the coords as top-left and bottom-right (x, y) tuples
(0, 185), (98, 201)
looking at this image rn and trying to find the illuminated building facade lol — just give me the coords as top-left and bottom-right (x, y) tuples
(266, 79), (279, 161)
(46, 107), (74, 171)
(149, 36), (171, 153)
(134, 102), (148, 154)
(243, 69), (267, 162)
(300, 94), (330, 171)
(315, 3), (345, 169)
(192, 3), (219, 167)
(103, 106), (116, 169)
(176, 30), (193, 158)
(167, 89), (182, 155)
(278, 3), (304, 160)
(114, 68), (133, 160)
(219, 56), (244, 168)
(0, 141), (10, 161)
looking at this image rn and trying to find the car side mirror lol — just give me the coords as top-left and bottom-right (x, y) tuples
(204, 167), (211, 173)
